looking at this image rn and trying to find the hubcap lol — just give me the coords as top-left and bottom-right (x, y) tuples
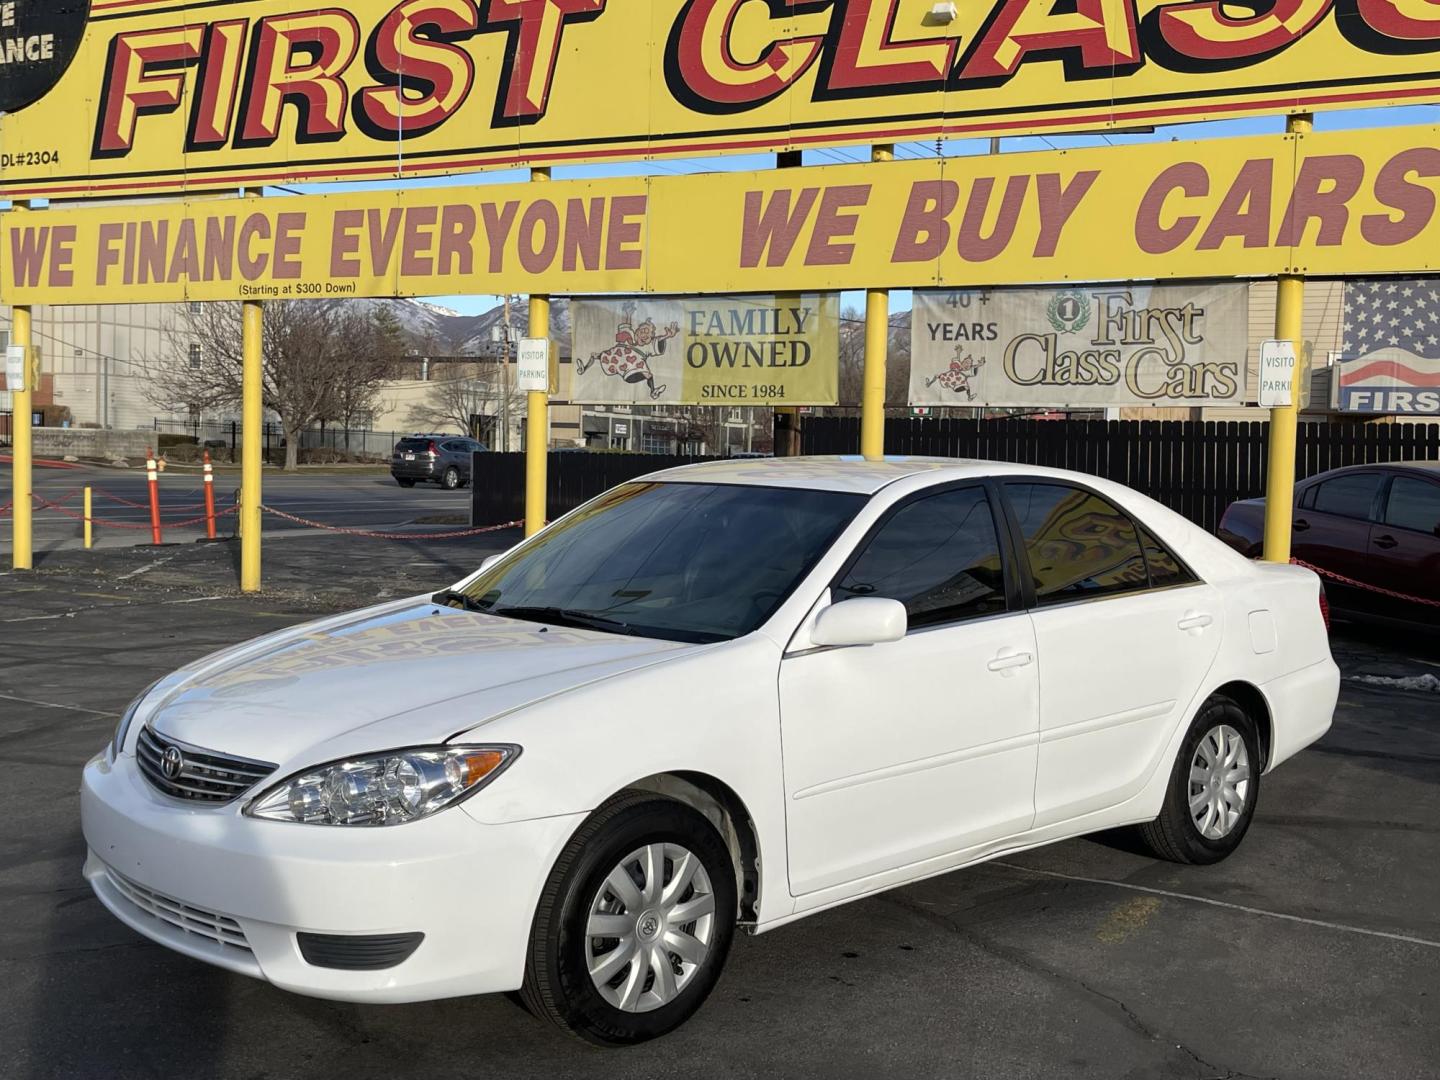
(1189, 724), (1252, 840)
(585, 842), (716, 1013)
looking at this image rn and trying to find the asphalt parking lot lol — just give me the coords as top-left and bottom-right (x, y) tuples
(1, 461), (480, 554)
(1, 539), (1437, 1079)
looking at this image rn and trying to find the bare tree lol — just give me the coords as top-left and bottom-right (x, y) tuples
(838, 306), (911, 408)
(147, 301), (393, 471)
(406, 361), (523, 445)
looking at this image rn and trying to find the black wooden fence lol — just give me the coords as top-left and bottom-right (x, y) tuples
(803, 417), (1440, 532)
(470, 420), (1439, 533)
(471, 452), (718, 525)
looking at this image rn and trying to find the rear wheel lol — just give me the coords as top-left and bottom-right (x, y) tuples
(519, 792), (736, 1045)
(442, 466), (461, 490)
(395, 477), (415, 488)
(1134, 695), (1260, 865)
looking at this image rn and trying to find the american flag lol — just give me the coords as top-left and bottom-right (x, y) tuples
(1339, 278), (1440, 414)
(1343, 277), (1440, 358)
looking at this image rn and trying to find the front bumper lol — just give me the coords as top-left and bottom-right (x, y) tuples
(81, 752), (585, 1003)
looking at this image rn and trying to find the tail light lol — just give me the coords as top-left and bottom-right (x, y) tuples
(1318, 582), (1331, 631)
(426, 441), (440, 458)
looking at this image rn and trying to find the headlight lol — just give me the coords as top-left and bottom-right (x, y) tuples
(112, 680), (162, 758)
(245, 745), (519, 826)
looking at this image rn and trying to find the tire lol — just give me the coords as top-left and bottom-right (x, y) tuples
(519, 791), (737, 1046)
(442, 466), (461, 490)
(1134, 694), (1261, 865)
(395, 477), (415, 488)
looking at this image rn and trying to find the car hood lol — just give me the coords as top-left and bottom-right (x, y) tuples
(140, 598), (694, 765)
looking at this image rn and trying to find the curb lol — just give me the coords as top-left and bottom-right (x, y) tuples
(0, 454), (83, 470)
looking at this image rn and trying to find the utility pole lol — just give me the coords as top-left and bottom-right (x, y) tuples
(501, 294), (514, 452)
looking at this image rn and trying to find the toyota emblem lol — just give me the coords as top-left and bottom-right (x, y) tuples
(160, 745), (184, 780)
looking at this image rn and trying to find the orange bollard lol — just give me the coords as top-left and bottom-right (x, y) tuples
(145, 446), (163, 544)
(202, 451), (218, 540)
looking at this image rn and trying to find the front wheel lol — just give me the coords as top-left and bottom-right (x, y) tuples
(519, 792), (737, 1045)
(1134, 695), (1261, 865)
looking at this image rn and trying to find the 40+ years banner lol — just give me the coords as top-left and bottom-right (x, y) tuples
(4, 0), (1440, 199)
(910, 285), (1249, 409)
(572, 296), (839, 406)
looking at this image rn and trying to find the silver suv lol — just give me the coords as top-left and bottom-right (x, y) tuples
(391, 435), (487, 489)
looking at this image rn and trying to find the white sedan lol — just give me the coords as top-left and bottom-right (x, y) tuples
(82, 457), (1339, 1044)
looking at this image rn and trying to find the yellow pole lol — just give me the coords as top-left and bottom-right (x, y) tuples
(10, 299), (33, 569)
(84, 486), (93, 549)
(861, 145), (893, 461)
(525, 167), (551, 537)
(240, 292), (264, 591)
(1262, 113), (1312, 564)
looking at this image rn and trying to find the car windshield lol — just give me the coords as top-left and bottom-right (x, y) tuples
(453, 482), (865, 643)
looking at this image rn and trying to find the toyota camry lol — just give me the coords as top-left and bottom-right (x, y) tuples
(82, 457), (1339, 1044)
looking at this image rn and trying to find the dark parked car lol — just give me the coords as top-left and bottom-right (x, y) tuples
(1218, 461), (1440, 626)
(391, 435), (487, 490)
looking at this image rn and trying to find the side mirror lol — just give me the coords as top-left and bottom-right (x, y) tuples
(810, 598), (908, 648)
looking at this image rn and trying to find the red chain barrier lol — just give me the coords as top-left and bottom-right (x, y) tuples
(94, 487), (206, 512)
(1290, 557), (1440, 609)
(33, 495), (156, 530)
(260, 504), (522, 540)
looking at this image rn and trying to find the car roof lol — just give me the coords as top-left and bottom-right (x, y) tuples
(1303, 460), (1440, 481)
(641, 455), (1101, 495)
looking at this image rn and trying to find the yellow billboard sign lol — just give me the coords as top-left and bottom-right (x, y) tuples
(3, 0), (1440, 199)
(572, 296), (839, 405)
(5, 124), (1440, 305)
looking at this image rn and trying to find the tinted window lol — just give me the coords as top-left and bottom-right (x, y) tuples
(1007, 483), (1149, 606)
(1384, 476), (1440, 534)
(396, 438), (430, 452)
(835, 487), (1006, 628)
(456, 482), (864, 643)
(1140, 526), (1196, 589)
(1311, 473), (1383, 520)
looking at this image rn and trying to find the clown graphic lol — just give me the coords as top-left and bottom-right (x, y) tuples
(925, 348), (986, 400)
(577, 303), (680, 400)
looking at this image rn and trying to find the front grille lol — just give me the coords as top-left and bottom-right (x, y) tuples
(137, 725), (276, 805)
(105, 867), (251, 952)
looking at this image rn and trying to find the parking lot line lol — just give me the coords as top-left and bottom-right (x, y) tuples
(0, 692), (120, 718)
(991, 862), (1440, 950)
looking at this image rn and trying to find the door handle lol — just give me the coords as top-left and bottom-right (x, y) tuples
(1177, 612), (1214, 632)
(1373, 534), (1398, 550)
(1293, 518), (1310, 532)
(987, 649), (1034, 674)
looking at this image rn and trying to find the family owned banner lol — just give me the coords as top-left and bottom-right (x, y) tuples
(571, 295), (839, 407)
(909, 285), (1249, 409)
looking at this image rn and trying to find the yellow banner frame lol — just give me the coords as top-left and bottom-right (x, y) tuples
(4, 124), (1440, 306)
(3, 0), (1440, 199)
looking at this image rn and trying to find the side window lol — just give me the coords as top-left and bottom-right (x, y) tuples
(1300, 484), (1318, 510)
(1384, 476), (1440, 535)
(1006, 482), (1149, 606)
(1139, 526), (1197, 589)
(1311, 473), (1383, 520)
(835, 487), (1007, 628)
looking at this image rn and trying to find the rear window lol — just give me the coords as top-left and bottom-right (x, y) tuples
(1384, 476), (1440, 534)
(1006, 482), (1150, 606)
(396, 438), (431, 452)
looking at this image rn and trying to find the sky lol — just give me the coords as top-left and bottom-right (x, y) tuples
(275, 102), (1440, 318)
